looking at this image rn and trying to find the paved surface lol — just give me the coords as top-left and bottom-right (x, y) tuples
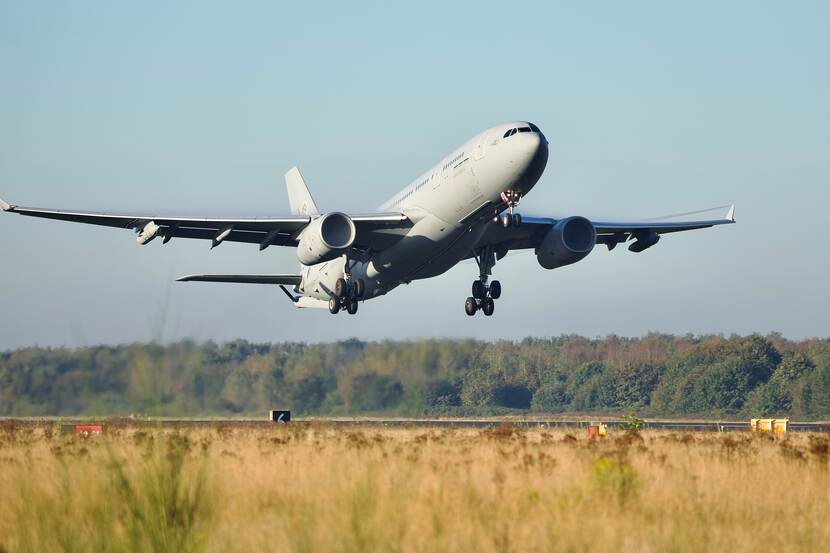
(2, 417), (826, 432)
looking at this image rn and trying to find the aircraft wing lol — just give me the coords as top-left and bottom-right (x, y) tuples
(0, 197), (409, 251)
(176, 274), (302, 285)
(476, 205), (736, 255)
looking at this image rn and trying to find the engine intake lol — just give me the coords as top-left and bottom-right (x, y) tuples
(297, 212), (356, 266)
(536, 216), (596, 270)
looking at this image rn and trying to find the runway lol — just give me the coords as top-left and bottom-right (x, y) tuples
(2, 417), (826, 432)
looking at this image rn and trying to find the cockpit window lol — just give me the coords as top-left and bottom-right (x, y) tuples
(503, 125), (538, 139)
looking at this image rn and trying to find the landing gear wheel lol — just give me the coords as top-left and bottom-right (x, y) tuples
(482, 298), (495, 316)
(464, 297), (478, 316)
(328, 298), (341, 314)
(500, 213), (512, 229)
(512, 213), (522, 228)
(489, 280), (502, 300)
(347, 299), (359, 315)
(354, 279), (365, 299)
(472, 280), (487, 299)
(335, 278), (348, 299)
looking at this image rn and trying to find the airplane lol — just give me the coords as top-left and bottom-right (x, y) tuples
(1, 121), (735, 316)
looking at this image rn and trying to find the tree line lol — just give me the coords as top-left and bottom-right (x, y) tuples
(1, 334), (829, 419)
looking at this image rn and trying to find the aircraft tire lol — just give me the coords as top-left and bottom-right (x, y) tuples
(354, 279), (365, 299)
(489, 280), (502, 300)
(482, 298), (495, 316)
(512, 213), (522, 228)
(347, 299), (359, 315)
(335, 278), (348, 298)
(472, 280), (486, 299)
(501, 213), (512, 228)
(329, 298), (341, 314)
(464, 297), (478, 316)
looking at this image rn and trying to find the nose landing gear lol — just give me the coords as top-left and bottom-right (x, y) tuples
(465, 246), (502, 317)
(497, 190), (523, 228)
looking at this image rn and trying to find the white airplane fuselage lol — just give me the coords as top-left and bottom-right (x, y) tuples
(298, 122), (549, 306)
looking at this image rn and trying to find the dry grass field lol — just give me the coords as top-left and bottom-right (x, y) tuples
(0, 422), (829, 553)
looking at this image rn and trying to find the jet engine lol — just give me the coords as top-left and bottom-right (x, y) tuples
(296, 212), (356, 266)
(535, 216), (596, 270)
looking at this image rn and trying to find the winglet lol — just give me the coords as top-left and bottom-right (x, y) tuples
(0, 197), (11, 211)
(726, 204), (736, 222)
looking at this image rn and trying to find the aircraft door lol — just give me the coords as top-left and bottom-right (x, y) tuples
(474, 131), (490, 160)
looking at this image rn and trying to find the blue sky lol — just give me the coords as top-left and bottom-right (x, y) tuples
(1, 1), (828, 348)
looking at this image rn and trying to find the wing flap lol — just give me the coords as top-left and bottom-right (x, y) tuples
(176, 274), (302, 285)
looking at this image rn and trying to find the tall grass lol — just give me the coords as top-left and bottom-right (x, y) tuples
(0, 423), (829, 552)
(0, 425), (212, 553)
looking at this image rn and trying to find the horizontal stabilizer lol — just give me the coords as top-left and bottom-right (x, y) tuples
(176, 274), (301, 285)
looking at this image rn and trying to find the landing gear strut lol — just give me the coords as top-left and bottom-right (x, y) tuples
(465, 245), (502, 317)
(329, 258), (365, 315)
(497, 189), (523, 228)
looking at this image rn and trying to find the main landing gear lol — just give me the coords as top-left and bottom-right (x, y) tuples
(465, 246), (501, 317)
(329, 277), (365, 315)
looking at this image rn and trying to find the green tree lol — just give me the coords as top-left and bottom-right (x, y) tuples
(344, 373), (404, 412)
(614, 364), (661, 409)
(807, 364), (830, 417)
(531, 382), (571, 413)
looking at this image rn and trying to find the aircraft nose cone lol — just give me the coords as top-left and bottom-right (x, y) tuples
(513, 132), (548, 192)
(520, 132), (548, 171)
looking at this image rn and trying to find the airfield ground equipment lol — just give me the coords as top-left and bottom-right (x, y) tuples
(751, 418), (789, 433)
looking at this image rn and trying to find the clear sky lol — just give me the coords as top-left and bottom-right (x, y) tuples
(1, 1), (828, 348)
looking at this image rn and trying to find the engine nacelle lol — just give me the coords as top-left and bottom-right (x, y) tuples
(536, 216), (596, 270)
(628, 230), (660, 253)
(296, 212), (356, 266)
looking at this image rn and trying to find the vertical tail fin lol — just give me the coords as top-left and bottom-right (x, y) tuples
(284, 167), (320, 217)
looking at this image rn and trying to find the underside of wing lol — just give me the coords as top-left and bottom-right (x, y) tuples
(475, 205), (736, 257)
